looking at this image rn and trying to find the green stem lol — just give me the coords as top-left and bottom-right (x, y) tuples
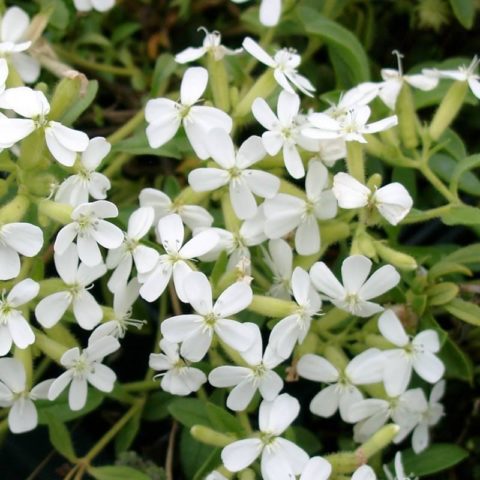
(122, 380), (159, 392)
(102, 153), (131, 178)
(402, 204), (453, 224)
(106, 109), (145, 145)
(83, 399), (145, 464)
(418, 163), (457, 202)
(346, 142), (365, 183)
(54, 46), (137, 76)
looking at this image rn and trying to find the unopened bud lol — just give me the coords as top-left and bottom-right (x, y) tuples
(397, 83), (419, 148)
(0, 194), (30, 224)
(355, 424), (400, 460)
(49, 74), (87, 121)
(248, 295), (297, 318)
(233, 70), (276, 118)
(190, 425), (236, 447)
(374, 241), (417, 271)
(38, 199), (73, 225)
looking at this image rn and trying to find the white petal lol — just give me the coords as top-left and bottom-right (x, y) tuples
(161, 315), (202, 343)
(184, 272), (213, 315)
(9, 398), (37, 433)
(309, 262), (345, 300)
(205, 128), (236, 168)
(8, 311), (35, 349)
(236, 135), (266, 169)
(91, 220), (123, 249)
(310, 384), (339, 417)
(227, 379), (258, 411)
(127, 206), (154, 239)
(243, 170), (280, 200)
(259, 0), (281, 26)
(242, 37), (275, 68)
(133, 245), (159, 274)
(352, 465), (377, 480)
(358, 265), (400, 300)
(259, 393), (300, 434)
(86, 335), (120, 361)
(175, 46), (206, 64)
(81, 137), (111, 170)
(215, 319), (256, 352)
(180, 229), (219, 259)
(297, 354), (338, 382)
(0, 326), (12, 356)
(180, 328), (212, 362)
(158, 213), (184, 254)
(229, 178), (257, 220)
(77, 234), (103, 267)
(383, 351), (412, 396)
(333, 173), (370, 209)
(300, 457), (332, 480)
(35, 292), (71, 328)
(188, 168), (230, 191)
(48, 370), (73, 400)
(209, 366), (251, 387)
(221, 438), (263, 472)
(7, 278), (39, 307)
(283, 143), (304, 179)
(87, 363), (116, 392)
(73, 291), (103, 330)
(412, 423), (429, 454)
(374, 183), (413, 225)
(0, 118), (35, 146)
(2, 7), (30, 43)
(0, 357), (26, 392)
(413, 352), (445, 384)
(341, 255), (372, 294)
(68, 377), (88, 411)
(338, 386), (363, 421)
(346, 348), (384, 385)
(295, 215), (320, 255)
(139, 262), (172, 302)
(214, 282), (252, 317)
(0, 246), (20, 280)
(413, 330), (440, 353)
(2, 223), (43, 257)
(53, 224), (78, 257)
(378, 310), (409, 347)
(263, 131), (284, 155)
(252, 97), (278, 130)
(181, 66), (208, 105)
(258, 370), (283, 400)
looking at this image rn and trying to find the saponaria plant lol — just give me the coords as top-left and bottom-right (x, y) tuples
(0, 1), (478, 479)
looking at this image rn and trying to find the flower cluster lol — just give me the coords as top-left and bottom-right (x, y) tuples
(2, 2), (477, 479)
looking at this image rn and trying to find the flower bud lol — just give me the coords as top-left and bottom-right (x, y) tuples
(429, 81), (468, 140)
(0, 194), (30, 224)
(49, 73), (87, 121)
(33, 330), (68, 363)
(38, 200), (73, 225)
(323, 452), (357, 474)
(324, 345), (349, 370)
(190, 425), (235, 447)
(355, 424), (400, 460)
(248, 295), (298, 318)
(207, 53), (230, 112)
(233, 69), (276, 118)
(374, 241), (417, 271)
(397, 83), (419, 148)
(23, 172), (56, 197)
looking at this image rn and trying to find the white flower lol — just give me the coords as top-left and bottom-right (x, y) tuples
(89, 279), (144, 342)
(384, 452), (417, 480)
(221, 394), (308, 480)
(333, 172), (413, 225)
(252, 91), (317, 178)
(55, 137), (112, 207)
(231, 0), (282, 26)
(196, 209), (267, 270)
(352, 465), (377, 480)
(209, 324), (284, 410)
(264, 161), (337, 255)
(0, 358), (52, 433)
(378, 310), (445, 396)
(348, 388), (428, 443)
(310, 255), (400, 317)
(324, 83), (379, 120)
(0, 87), (89, 164)
(188, 129), (279, 220)
(106, 206), (159, 292)
(54, 200), (124, 267)
(73, 0), (115, 12)
(269, 267), (321, 359)
(411, 380), (445, 453)
(161, 271), (255, 362)
(35, 244), (106, 330)
(149, 339), (207, 396)
(139, 187), (213, 230)
(378, 51), (438, 110)
(145, 66), (232, 159)
(206, 472), (228, 480)
(423, 56), (480, 99)
(264, 238), (293, 299)
(175, 27), (241, 63)
(0, 279), (38, 355)
(297, 348), (383, 421)
(304, 105), (398, 143)
(48, 335), (120, 411)
(138, 213), (218, 302)
(0, 7), (40, 83)
(0, 222), (43, 280)
(242, 37), (315, 96)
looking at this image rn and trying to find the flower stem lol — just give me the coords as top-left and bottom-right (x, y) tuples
(346, 142), (365, 183)
(106, 109), (145, 145)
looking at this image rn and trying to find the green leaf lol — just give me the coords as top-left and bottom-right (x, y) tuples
(426, 282), (459, 306)
(115, 406), (143, 454)
(444, 244), (480, 267)
(439, 129), (467, 161)
(206, 402), (244, 435)
(151, 54), (177, 96)
(441, 205), (480, 226)
(111, 132), (182, 158)
(180, 427), (215, 480)
(44, 413), (76, 461)
(430, 153), (480, 197)
(192, 448), (222, 480)
(39, 0), (70, 30)
(60, 80), (99, 126)
(450, 154), (480, 196)
(296, 6), (370, 86)
(401, 443), (468, 475)
(285, 426), (322, 455)
(37, 388), (104, 424)
(449, 0), (476, 29)
(428, 261), (472, 281)
(89, 466), (151, 480)
(440, 336), (474, 383)
(168, 398), (211, 428)
(444, 298), (480, 326)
